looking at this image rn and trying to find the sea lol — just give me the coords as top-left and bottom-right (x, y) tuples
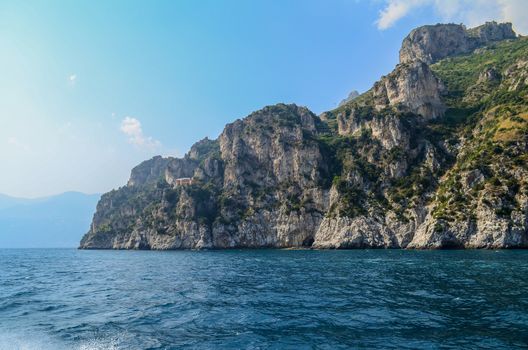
(0, 249), (527, 349)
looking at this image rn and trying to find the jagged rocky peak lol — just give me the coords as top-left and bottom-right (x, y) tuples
(400, 21), (517, 64)
(467, 21), (517, 42)
(219, 103), (318, 155)
(338, 90), (360, 107)
(127, 156), (173, 187)
(188, 137), (218, 160)
(224, 103), (317, 131)
(127, 137), (221, 189)
(218, 103), (323, 188)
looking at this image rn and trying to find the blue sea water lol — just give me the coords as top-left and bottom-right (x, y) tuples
(1, 249), (528, 349)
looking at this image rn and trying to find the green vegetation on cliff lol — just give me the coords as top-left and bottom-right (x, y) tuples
(80, 23), (528, 250)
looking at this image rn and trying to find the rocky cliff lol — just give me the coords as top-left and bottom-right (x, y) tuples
(80, 22), (528, 249)
(399, 22), (516, 64)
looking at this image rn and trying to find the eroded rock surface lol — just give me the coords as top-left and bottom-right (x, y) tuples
(400, 22), (516, 64)
(80, 22), (528, 250)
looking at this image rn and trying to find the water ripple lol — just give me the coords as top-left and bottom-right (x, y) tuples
(0, 249), (528, 349)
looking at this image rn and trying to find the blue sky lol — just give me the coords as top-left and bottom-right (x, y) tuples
(1, 0), (525, 198)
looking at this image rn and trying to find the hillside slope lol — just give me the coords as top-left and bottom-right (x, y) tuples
(80, 22), (528, 249)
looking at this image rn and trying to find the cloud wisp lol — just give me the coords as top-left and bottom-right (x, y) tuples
(68, 74), (77, 85)
(376, 0), (425, 30)
(120, 117), (161, 150)
(376, 0), (527, 34)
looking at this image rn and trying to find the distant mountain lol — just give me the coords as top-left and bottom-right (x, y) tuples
(0, 194), (34, 211)
(338, 90), (359, 107)
(0, 192), (100, 248)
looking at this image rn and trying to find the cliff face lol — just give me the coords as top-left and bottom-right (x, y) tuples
(80, 22), (528, 250)
(372, 61), (446, 120)
(81, 105), (331, 249)
(399, 22), (516, 64)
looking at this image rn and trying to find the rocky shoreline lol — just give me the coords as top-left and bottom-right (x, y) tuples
(80, 22), (528, 250)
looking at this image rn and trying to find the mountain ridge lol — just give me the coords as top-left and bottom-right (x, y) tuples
(80, 21), (528, 250)
(0, 192), (100, 248)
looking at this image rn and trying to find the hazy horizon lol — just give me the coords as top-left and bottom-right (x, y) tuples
(0, 191), (101, 201)
(0, 191), (100, 248)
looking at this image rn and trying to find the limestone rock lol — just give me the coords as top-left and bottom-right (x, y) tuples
(399, 22), (516, 64)
(79, 22), (527, 250)
(372, 61), (445, 120)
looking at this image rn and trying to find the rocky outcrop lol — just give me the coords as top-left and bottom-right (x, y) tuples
(80, 22), (528, 250)
(127, 156), (172, 187)
(338, 90), (360, 107)
(503, 58), (528, 92)
(400, 22), (516, 64)
(337, 112), (410, 150)
(81, 104), (331, 249)
(372, 61), (445, 119)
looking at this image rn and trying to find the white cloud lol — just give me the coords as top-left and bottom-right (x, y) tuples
(376, 0), (428, 30)
(69, 74), (76, 85)
(376, 0), (527, 34)
(120, 117), (161, 150)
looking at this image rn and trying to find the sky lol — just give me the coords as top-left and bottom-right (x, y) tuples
(1, 0), (526, 198)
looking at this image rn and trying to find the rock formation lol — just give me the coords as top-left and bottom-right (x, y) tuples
(372, 61), (446, 120)
(338, 90), (360, 107)
(80, 22), (528, 250)
(399, 22), (516, 64)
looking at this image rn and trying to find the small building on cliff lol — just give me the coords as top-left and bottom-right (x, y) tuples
(174, 177), (193, 186)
